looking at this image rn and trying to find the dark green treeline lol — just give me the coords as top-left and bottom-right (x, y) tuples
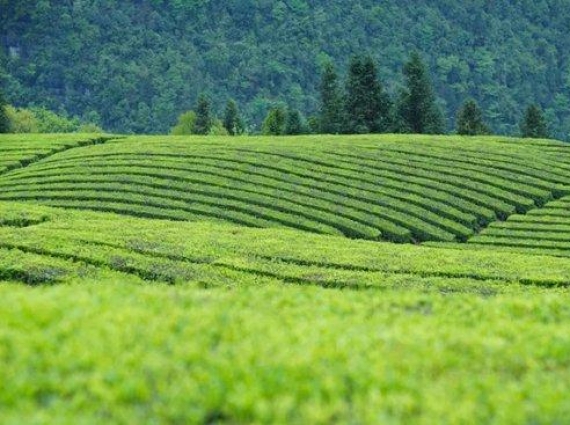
(2, 1), (570, 138)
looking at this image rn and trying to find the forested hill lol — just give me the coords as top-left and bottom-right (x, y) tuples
(1, 1), (570, 138)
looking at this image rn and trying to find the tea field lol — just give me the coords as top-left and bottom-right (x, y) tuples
(2, 134), (570, 424)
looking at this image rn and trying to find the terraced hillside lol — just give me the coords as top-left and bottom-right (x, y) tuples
(5, 134), (570, 423)
(3, 201), (570, 288)
(2, 134), (570, 244)
(0, 134), (112, 174)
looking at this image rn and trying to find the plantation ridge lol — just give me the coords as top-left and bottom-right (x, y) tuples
(2, 134), (570, 244)
(3, 133), (570, 422)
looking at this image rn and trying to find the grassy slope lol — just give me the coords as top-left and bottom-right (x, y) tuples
(3, 134), (570, 423)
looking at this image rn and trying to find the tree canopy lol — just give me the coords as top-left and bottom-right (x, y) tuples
(397, 52), (445, 134)
(0, 88), (9, 133)
(521, 104), (549, 139)
(194, 94), (212, 135)
(344, 56), (392, 134)
(456, 99), (489, 135)
(2, 1), (569, 138)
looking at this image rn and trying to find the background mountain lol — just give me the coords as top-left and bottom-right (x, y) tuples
(1, 0), (569, 138)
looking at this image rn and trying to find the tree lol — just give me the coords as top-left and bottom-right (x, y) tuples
(520, 104), (549, 138)
(284, 107), (304, 135)
(344, 55), (392, 134)
(5, 106), (38, 133)
(262, 106), (286, 135)
(397, 52), (445, 134)
(31, 107), (79, 133)
(319, 62), (343, 134)
(456, 99), (489, 135)
(223, 99), (244, 135)
(209, 119), (229, 135)
(194, 94), (212, 135)
(0, 88), (10, 133)
(170, 111), (196, 135)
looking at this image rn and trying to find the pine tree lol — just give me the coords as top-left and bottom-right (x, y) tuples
(344, 55), (392, 134)
(456, 99), (489, 135)
(0, 87), (10, 133)
(223, 99), (244, 135)
(520, 104), (549, 138)
(319, 62), (343, 134)
(262, 106), (286, 135)
(284, 107), (304, 135)
(397, 52), (445, 134)
(194, 94), (212, 135)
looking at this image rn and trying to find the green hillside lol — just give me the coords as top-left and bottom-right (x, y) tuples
(4, 134), (570, 423)
(2, 1), (570, 137)
(2, 134), (570, 245)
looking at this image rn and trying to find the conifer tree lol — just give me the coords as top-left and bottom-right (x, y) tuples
(456, 99), (489, 135)
(0, 87), (9, 133)
(520, 104), (549, 138)
(284, 107), (304, 135)
(344, 55), (392, 134)
(397, 52), (445, 134)
(223, 99), (244, 135)
(262, 106), (286, 135)
(194, 94), (212, 135)
(319, 62), (343, 134)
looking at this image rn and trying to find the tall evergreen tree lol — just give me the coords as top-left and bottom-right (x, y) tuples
(456, 99), (489, 135)
(344, 55), (392, 134)
(520, 104), (549, 138)
(262, 106), (286, 135)
(0, 87), (9, 133)
(223, 99), (244, 135)
(284, 107), (304, 135)
(397, 52), (445, 134)
(319, 62), (343, 134)
(194, 94), (212, 135)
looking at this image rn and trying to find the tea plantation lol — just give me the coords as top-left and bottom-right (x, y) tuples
(2, 134), (570, 424)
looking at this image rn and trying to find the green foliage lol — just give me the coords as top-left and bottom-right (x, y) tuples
(3, 133), (570, 244)
(319, 62), (343, 134)
(5, 106), (38, 133)
(397, 52), (445, 134)
(344, 55), (392, 134)
(4, 135), (570, 422)
(3, 202), (570, 423)
(170, 111), (196, 135)
(306, 115), (320, 134)
(194, 94), (212, 135)
(0, 88), (9, 133)
(208, 119), (229, 136)
(262, 106), (286, 135)
(223, 99), (244, 135)
(456, 99), (490, 135)
(521, 104), (549, 139)
(3, 271), (570, 423)
(30, 107), (79, 133)
(77, 123), (104, 134)
(284, 107), (305, 135)
(3, 105), (100, 134)
(3, 2), (570, 138)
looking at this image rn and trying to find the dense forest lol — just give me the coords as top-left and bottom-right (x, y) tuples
(1, 0), (569, 139)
